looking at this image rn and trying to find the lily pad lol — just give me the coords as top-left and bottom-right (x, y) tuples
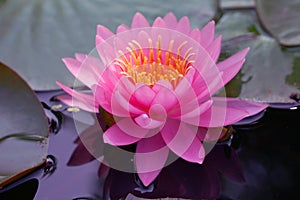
(0, 0), (218, 90)
(256, 0), (300, 47)
(224, 36), (299, 103)
(0, 62), (49, 187)
(216, 12), (300, 103)
(216, 11), (259, 41)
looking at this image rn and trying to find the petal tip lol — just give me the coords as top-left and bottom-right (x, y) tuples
(132, 12), (149, 28)
(138, 172), (157, 187)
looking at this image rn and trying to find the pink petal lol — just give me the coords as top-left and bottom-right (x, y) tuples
(176, 16), (190, 35)
(117, 76), (136, 99)
(175, 99), (213, 126)
(217, 48), (250, 85)
(190, 28), (201, 44)
(196, 74), (223, 102)
(56, 93), (97, 113)
(92, 84), (112, 113)
(135, 134), (169, 186)
(192, 46), (218, 75)
(199, 97), (268, 127)
(163, 12), (177, 28)
(62, 57), (81, 77)
(95, 35), (104, 46)
(200, 21), (215, 48)
(95, 67), (120, 94)
(174, 70), (196, 103)
(83, 54), (105, 78)
(56, 82), (98, 112)
(152, 80), (173, 92)
(116, 24), (129, 33)
(151, 85), (178, 112)
(160, 119), (205, 164)
(206, 35), (222, 62)
(149, 104), (168, 121)
(96, 36), (116, 65)
(180, 100), (212, 119)
(133, 30), (151, 50)
(62, 56), (103, 88)
(74, 53), (87, 62)
(131, 12), (150, 29)
(152, 17), (167, 28)
(103, 121), (142, 145)
(96, 25), (114, 40)
(114, 117), (153, 138)
(192, 54), (224, 98)
(134, 114), (165, 129)
(111, 89), (144, 117)
(130, 84), (156, 110)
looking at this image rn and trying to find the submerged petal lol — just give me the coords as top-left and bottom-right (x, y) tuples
(135, 134), (169, 186)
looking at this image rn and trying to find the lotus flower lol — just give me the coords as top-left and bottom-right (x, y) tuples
(57, 13), (268, 186)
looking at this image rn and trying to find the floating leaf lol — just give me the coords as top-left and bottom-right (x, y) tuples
(216, 11), (260, 41)
(256, 0), (300, 46)
(224, 35), (299, 103)
(216, 12), (300, 103)
(0, 0), (217, 90)
(0, 62), (49, 187)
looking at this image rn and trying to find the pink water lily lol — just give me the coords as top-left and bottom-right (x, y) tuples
(57, 12), (268, 186)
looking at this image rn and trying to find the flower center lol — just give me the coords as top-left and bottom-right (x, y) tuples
(114, 35), (195, 87)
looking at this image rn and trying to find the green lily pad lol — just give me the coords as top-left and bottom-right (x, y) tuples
(0, 62), (49, 187)
(216, 11), (300, 103)
(0, 0), (217, 90)
(256, 0), (300, 47)
(216, 11), (259, 41)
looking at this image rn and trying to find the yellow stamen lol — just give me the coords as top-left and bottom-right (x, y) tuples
(114, 35), (194, 88)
